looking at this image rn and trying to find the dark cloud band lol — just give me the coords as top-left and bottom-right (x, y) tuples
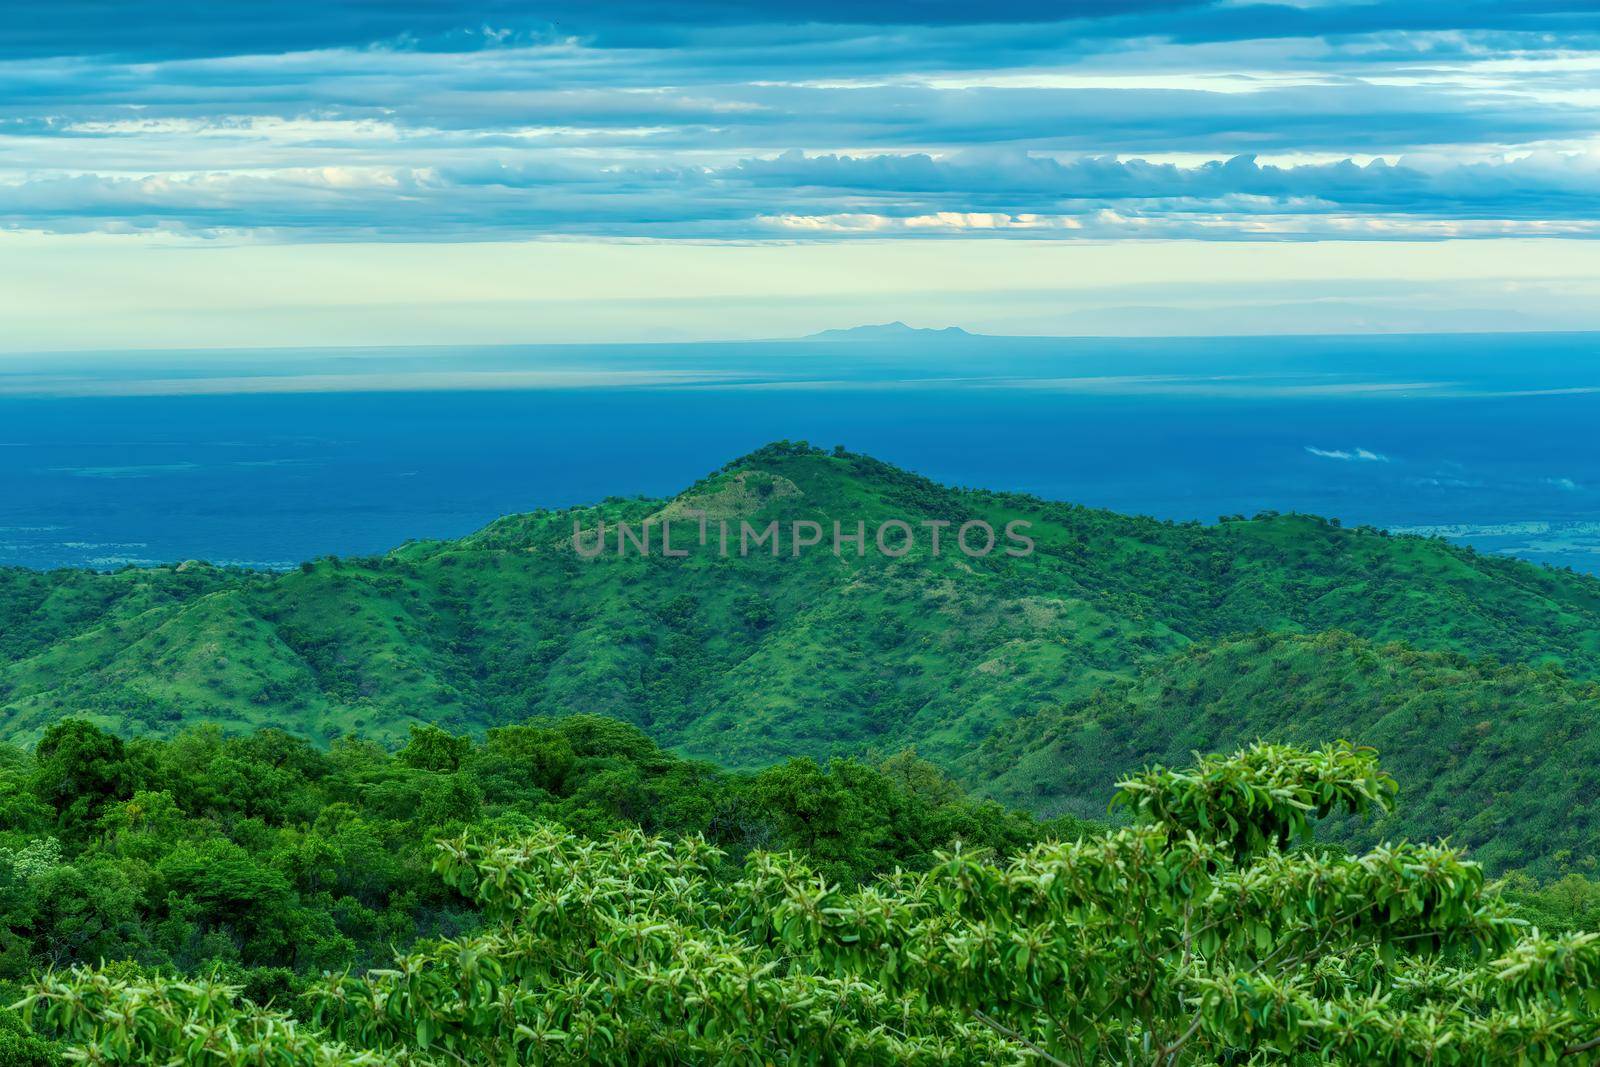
(1, 2), (1597, 242)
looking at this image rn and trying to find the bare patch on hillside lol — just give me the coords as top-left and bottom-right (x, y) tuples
(654, 470), (804, 523)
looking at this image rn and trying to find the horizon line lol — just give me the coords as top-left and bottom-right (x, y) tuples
(6, 325), (1600, 361)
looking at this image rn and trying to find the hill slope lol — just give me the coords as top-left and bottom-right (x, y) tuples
(3, 440), (1600, 867)
(976, 629), (1600, 876)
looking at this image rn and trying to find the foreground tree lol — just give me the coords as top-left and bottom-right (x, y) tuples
(20, 741), (1600, 1064)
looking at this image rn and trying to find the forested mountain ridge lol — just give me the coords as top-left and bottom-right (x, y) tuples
(13, 442), (1600, 1064)
(977, 629), (1600, 877)
(3, 442), (1599, 843)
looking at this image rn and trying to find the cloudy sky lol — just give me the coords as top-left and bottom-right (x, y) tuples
(4, 0), (1600, 348)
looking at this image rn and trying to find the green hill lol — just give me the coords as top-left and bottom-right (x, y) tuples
(3, 441), (1600, 872)
(976, 629), (1600, 877)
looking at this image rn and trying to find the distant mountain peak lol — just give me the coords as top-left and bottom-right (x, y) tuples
(805, 322), (975, 341)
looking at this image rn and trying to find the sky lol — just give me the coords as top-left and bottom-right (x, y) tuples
(4, 0), (1600, 349)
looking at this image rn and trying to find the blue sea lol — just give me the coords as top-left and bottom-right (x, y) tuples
(2, 332), (1598, 573)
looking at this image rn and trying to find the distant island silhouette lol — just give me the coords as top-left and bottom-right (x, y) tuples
(804, 321), (976, 341)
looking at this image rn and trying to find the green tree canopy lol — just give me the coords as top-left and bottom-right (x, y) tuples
(23, 741), (1600, 1064)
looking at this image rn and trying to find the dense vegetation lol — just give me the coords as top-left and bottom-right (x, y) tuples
(3, 442), (1598, 873)
(0, 715), (1068, 1041)
(5, 444), (1600, 1060)
(979, 629), (1600, 877)
(17, 742), (1600, 1064)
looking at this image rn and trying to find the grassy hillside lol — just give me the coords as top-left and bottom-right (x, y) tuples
(977, 629), (1600, 877)
(3, 440), (1600, 870)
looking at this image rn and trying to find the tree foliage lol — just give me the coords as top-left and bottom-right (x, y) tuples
(0, 716), (1065, 1013)
(21, 742), (1600, 1064)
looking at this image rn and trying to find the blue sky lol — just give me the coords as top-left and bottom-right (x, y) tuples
(3, 1), (1600, 347)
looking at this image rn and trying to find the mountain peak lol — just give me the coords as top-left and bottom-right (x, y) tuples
(804, 322), (975, 341)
